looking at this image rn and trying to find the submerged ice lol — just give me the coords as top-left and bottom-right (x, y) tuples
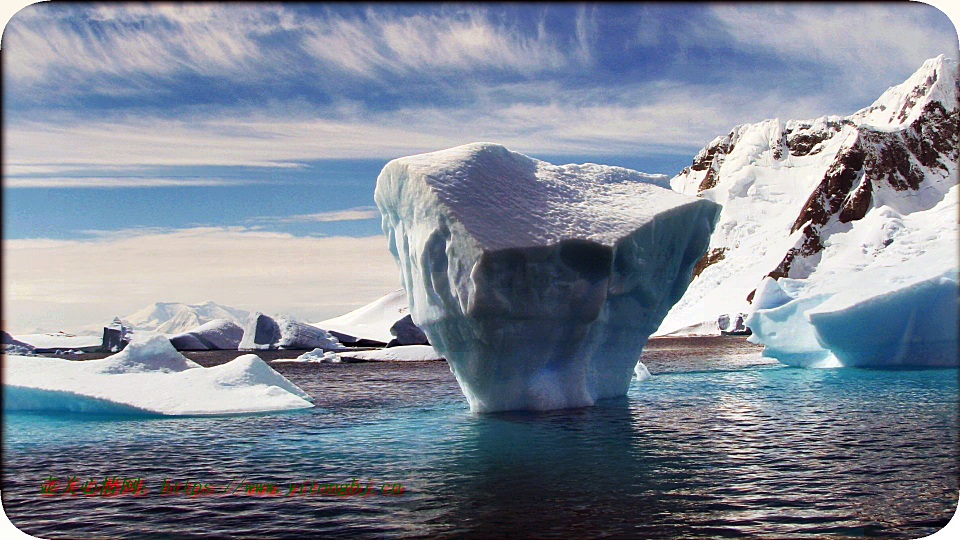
(375, 143), (720, 412)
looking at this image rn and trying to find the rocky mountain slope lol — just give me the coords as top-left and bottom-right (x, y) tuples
(658, 55), (958, 335)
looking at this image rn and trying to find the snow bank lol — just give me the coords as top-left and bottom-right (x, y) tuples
(314, 290), (410, 344)
(341, 345), (444, 362)
(4, 335), (313, 415)
(169, 319), (243, 350)
(375, 143), (719, 411)
(13, 332), (102, 350)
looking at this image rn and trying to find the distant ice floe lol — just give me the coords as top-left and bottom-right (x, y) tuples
(4, 335), (314, 415)
(341, 345), (444, 362)
(274, 348), (343, 363)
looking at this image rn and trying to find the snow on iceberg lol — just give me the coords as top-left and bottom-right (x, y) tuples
(239, 313), (341, 350)
(747, 187), (959, 368)
(4, 335), (313, 415)
(375, 142), (720, 411)
(169, 318), (244, 350)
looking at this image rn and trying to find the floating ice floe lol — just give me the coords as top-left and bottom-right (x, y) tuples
(340, 345), (444, 362)
(4, 335), (314, 415)
(634, 361), (652, 381)
(375, 142), (719, 411)
(12, 332), (102, 351)
(274, 349), (343, 363)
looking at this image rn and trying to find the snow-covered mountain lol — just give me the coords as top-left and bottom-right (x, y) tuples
(124, 301), (251, 335)
(658, 54), (958, 335)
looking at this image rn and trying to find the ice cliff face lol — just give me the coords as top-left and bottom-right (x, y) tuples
(376, 143), (720, 412)
(660, 55), (959, 336)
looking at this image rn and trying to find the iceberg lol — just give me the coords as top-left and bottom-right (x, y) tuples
(747, 187), (960, 368)
(169, 318), (244, 350)
(4, 335), (314, 415)
(239, 313), (341, 350)
(747, 257), (959, 368)
(375, 143), (720, 411)
(634, 361), (652, 381)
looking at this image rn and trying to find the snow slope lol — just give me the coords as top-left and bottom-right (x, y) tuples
(4, 335), (313, 415)
(376, 142), (719, 411)
(313, 290), (410, 344)
(124, 301), (250, 335)
(659, 55), (958, 336)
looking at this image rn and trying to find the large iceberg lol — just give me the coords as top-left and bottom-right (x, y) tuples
(169, 318), (244, 350)
(4, 335), (314, 415)
(239, 313), (341, 350)
(747, 186), (960, 368)
(375, 143), (720, 411)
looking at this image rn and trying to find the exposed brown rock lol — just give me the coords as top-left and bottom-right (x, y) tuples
(690, 247), (728, 281)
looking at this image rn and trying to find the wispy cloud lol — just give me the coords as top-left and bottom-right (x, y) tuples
(4, 227), (400, 333)
(249, 206), (381, 224)
(707, 4), (959, 101)
(3, 176), (254, 188)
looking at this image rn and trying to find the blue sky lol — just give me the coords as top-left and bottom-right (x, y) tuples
(3, 2), (958, 332)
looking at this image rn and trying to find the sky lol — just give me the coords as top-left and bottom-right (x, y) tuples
(2, 2), (958, 333)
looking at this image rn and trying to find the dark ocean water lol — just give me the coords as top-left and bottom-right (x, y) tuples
(3, 337), (958, 539)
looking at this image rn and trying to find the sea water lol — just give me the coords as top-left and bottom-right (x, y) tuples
(2, 338), (957, 538)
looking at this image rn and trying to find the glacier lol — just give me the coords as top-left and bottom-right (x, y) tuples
(3, 335), (314, 415)
(375, 142), (720, 412)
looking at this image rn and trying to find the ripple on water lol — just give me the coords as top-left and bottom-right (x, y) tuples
(3, 338), (957, 538)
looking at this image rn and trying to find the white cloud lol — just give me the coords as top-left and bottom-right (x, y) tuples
(3, 176), (253, 188)
(709, 4), (959, 101)
(3, 227), (401, 333)
(301, 8), (572, 78)
(249, 206), (381, 224)
(4, 76), (843, 175)
(4, 4), (286, 84)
